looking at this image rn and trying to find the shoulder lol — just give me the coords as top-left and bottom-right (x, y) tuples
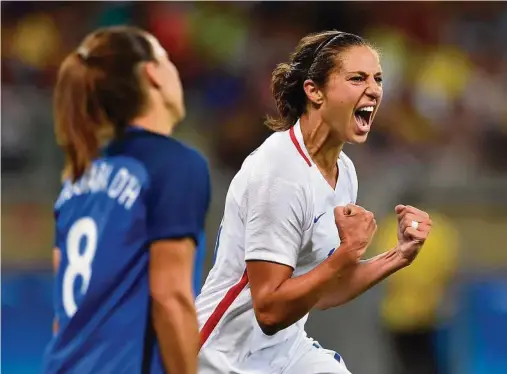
(245, 130), (313, 187)
(119, 132), (209, 179)
(232, 131), (313, 221)
(160, 137), (209, 175)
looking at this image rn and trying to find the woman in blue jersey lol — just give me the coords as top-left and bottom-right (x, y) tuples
(44, 26), (210, 374)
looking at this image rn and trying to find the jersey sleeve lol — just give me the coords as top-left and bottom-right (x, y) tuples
(53, 181), (68, 248)
(145, 150), (211, 245)
(243, 171), (309, 269)
(53, 211), (59, 248)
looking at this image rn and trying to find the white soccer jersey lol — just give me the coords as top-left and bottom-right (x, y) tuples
(196, 121), (358, 374)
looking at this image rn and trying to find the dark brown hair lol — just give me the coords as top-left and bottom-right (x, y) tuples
(266, 30), (372, 131)
(54, 26), (156, 181)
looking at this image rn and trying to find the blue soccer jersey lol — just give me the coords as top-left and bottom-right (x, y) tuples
(43, 128), (211, 374)
(193, 231), (207, 297)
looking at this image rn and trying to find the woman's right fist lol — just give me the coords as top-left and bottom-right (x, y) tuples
(333, 204), (377, 264)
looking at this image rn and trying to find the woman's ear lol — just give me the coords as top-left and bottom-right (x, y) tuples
(303, 79), (324, 105)
(142, 61), (161, 89)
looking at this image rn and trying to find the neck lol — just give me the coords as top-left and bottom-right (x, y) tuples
(299, 112), (344, 174)
(131, 104), (177, 137)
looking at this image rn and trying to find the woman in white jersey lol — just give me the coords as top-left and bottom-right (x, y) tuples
(196, 31), (432, 374)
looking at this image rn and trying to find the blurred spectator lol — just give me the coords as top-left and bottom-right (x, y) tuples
(373, 198), (460, 374)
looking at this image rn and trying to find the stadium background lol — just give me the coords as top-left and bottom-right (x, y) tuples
(2, 2), (507, 373)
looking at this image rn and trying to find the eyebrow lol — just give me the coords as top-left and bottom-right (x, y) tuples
(347, 71), (383, 76)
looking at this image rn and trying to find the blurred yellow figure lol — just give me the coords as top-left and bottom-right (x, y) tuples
(374, 210), (459, 374)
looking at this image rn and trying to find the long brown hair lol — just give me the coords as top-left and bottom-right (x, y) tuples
(265, 31), (372, 131)
(54, 26), (156, 181)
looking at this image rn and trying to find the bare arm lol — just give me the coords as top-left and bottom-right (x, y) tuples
(315, 248), (408, 310)
(315, 204), (434, 310)
(52, 247), (60, 335)
(248, 205), (376, 335)
(247, 246), (355, 335)
(150, 238), (198, 374)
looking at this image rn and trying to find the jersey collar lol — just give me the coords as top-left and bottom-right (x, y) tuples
(289, 120), (313, 167)
(126, 125), (146, 133)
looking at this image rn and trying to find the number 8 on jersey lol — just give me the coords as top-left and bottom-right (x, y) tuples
(63, 217), (98, 318)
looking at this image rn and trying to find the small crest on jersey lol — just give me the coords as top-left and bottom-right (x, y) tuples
(314, 212), (326, 224)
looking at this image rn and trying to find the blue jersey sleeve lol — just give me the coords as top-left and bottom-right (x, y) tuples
(146, 150), (211, 245)
(53, 210), (58, 248)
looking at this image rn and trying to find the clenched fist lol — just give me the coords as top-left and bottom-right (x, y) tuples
(395, 205), (432, 263)
(333, 204), (377, 265)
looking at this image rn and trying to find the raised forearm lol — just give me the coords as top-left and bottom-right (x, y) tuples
(316, 248), (408, 310)
(252, 247), (354, 335)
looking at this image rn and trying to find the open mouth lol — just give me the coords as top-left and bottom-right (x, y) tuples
(354, 106), (374, 132)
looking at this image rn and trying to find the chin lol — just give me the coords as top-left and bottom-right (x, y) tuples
(347, 132), (369, 144)
(177, 106), (186, 122)
(168, 102), (185, 123)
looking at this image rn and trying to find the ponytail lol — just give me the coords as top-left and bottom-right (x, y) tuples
(54, 53), (111, 182)
(265, 62), (306, 132)
(54, 26), (156, 182)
